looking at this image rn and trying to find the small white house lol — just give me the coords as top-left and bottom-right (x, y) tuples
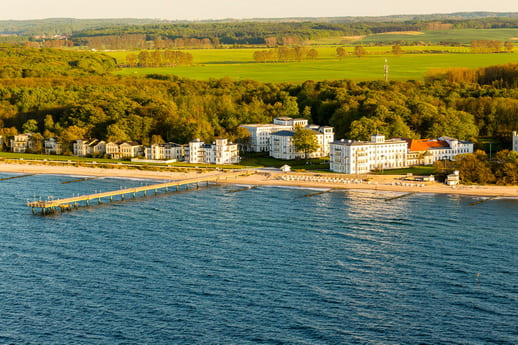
(445, 170), (460, 186)
(280, 164), (291, 172)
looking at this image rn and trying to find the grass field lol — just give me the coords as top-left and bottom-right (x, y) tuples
(359, 29), (518, 45)
(113, 52), (518, 82)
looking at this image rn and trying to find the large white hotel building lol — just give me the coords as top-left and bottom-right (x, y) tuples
(330, 135), (408, 174)
(240, 117), (334, 159)
(330, 134), (474, 174)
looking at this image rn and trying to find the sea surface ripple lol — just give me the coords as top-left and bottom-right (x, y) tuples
(0, 173), (517, 344)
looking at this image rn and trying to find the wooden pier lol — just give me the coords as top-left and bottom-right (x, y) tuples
(28, 170), (253, 215)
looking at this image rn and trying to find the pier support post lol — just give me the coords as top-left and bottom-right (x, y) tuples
(133, 192), (136, 199)
(86, 199), (89, 206)
(144, 190), (147, 197)
(110, 196), (113, 202)
(176, 185), (178, 191)
(32, 207), (35, 215)
(196, 182), (199, 189)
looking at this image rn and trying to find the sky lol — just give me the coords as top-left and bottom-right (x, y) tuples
(0, 0), (517, 20)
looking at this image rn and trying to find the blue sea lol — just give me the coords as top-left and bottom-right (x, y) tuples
(0, 172), (517, 344)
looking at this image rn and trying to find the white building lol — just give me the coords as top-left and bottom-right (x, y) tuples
(240, 117), (310, 152)
(73, 139), (106, 157)
(44, 137), (62, 155)
(11, 133), (33, 153)
(269, 126), (334, 160)
(404, 136), (474, 165)
(186, 138), (239, 164)
(144, 143), (184, 161)
(239, 124), (292, 152)
(104, 141), (142, 159)
(513, 131), (518, 152)
(330, 135), (408, 174)
(273, 117), (308, 128)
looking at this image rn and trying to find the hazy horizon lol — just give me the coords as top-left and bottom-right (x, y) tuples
(0, 0), (517, 21)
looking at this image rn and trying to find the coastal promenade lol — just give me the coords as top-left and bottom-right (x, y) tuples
(27, 170), (253, 214)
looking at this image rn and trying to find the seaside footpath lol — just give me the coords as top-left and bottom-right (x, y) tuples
(1, 162), (517, 198)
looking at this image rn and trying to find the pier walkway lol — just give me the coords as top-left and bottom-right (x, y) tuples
(28, 170), (253, 214)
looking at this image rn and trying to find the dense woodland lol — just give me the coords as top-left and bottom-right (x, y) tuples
(0, 48), (517, 161)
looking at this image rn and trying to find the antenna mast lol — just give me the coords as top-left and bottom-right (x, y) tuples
(384, 59), (389, 82)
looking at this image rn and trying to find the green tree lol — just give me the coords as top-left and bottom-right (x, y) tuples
(354, 45), (366, 58)
(392, 45), (403, 56)
(336, 47), (346, 60)
(22, 119), (38, 133)
(293, 128), (319, 160)
(454, 150), (495, 184)
(29, 132), (44, 153)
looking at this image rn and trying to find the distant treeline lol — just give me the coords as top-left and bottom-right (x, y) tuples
(71, 18), (518, 47)
(125, 50), (193, 67)
(253, 47), (318, 62)
(1, 17), (518, 48)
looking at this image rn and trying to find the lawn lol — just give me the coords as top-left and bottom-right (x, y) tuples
(374, 166), (436, 175)
(240, 153), (329, 170)
(113, 52), (518, 82)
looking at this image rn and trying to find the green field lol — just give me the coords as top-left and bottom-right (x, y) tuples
(359, 29), (518, 45)
(113, 52), (518, 82)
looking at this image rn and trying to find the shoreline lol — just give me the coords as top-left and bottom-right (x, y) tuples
(1, 162), (518, 198)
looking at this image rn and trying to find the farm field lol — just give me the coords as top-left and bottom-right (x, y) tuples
(360, 28), (518, 44)
(113, 52), (518, 82)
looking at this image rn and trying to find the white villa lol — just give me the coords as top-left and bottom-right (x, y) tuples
(144, 143), (185, 161)
(239, 117), (310, 152)
(404, 136), (474, 165)
(10, 133), (33, 153)
(186, 138), (239, 164)
(269, 126), (335, 160)
(240, 116), (334, 159)
(330, 135), (408, 174)
(513, 131), (518, 152)
(73, 139), (106, 157)
(44, 137), (62, 155)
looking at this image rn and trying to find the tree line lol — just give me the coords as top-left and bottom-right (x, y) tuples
(253, 47), (318, 62)
(125, 50), (193, 67)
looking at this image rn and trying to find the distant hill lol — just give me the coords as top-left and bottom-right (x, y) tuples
(2, 12), (518, 37)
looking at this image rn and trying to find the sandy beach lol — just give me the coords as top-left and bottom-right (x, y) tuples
(1, 162), (517, 198)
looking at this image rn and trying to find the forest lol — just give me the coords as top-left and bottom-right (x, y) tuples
(0, 47), (516, 157)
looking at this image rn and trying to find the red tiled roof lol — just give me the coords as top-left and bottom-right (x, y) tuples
(404, 139), (449, 152)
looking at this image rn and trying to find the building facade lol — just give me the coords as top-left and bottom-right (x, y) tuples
(269, 126), (335, 160)
(144, 143), (184, 161)
(240, 117), (311, 153)
(11, 133), (33, 153)
(44, 137), (62, 155)
(330, 135), (408, 174)
(73, 139), (106, 157)
(404, 137), (474, 165)
(513, 131), (518, 152)
(186, 138), (240, 164)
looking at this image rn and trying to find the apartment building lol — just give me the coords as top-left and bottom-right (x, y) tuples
(330, 135), (408, 174)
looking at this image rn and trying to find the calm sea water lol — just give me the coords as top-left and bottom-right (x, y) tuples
(0, 172), (517, 344)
